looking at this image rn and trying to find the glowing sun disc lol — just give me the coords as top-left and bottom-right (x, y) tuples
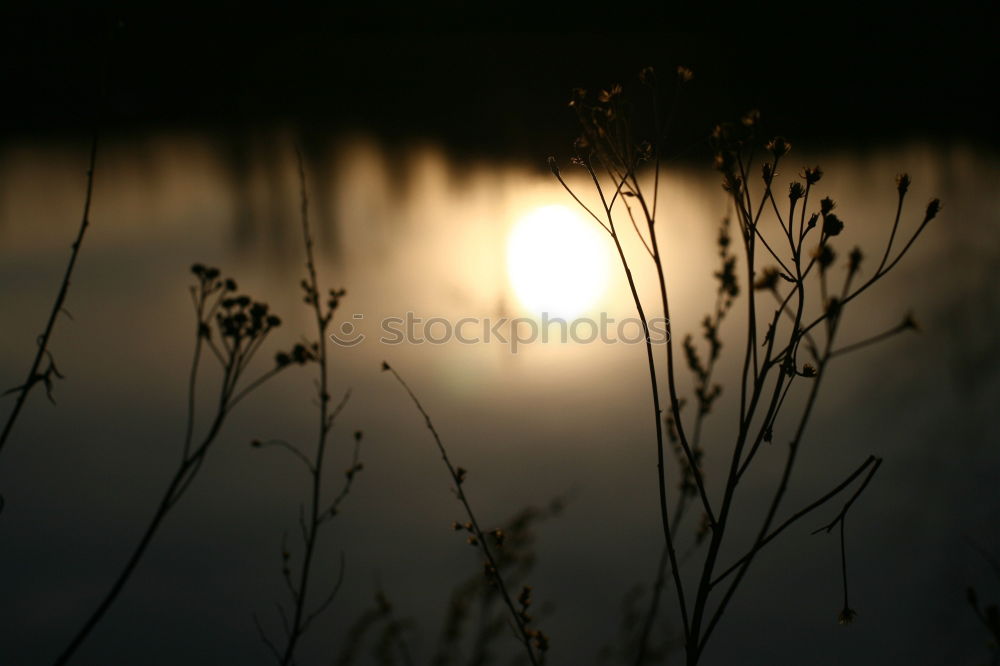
(506, 205), (609, 319)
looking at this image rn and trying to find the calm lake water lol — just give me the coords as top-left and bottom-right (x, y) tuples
(0, 133), (997, 665)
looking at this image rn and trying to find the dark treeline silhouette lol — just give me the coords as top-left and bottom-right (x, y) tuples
(1, 8), (996, 161)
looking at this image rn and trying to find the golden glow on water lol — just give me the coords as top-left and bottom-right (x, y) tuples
(505, 204), (610, 319)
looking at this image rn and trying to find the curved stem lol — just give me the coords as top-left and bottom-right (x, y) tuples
(1, 132), (98, 458)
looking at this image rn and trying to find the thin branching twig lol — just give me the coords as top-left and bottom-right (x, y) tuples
(0, 132), (99, 461)
(254, 149), (362, 665)
(384, 362), (546, 665)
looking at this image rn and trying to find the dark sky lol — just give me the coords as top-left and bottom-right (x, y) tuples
(1, 5), (996, 162)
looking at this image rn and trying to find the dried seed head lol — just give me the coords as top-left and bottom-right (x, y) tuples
(789, 181), (805, 202)
(823, 213), (844, 237)
(597, 85), (622, 103)
(722, 174), (743, 195)
(896, 173), (911, 195)
(762, 162), (775, 185)
(754, 267), (781, 291)
(802, 166), (823, 184)
(815, 244), (835, 270)
(838, 607), (857, 625)
(291, 344), (311, 364)
(767, 136), (790, 157)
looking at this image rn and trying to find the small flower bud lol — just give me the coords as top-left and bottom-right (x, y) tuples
(925, 198), (941, 221)
(848, 247), (863, 274)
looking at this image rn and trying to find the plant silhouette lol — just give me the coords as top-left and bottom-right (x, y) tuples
(52, 265), (303, 665)
(549, 66), (940, 665)
(252, 149), (364, 665)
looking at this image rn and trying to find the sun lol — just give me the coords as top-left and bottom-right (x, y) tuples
(506, 205), (610, 319)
